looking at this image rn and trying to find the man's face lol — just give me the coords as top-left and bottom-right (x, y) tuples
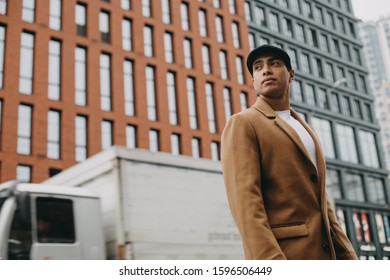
(251, 54), (294, 100)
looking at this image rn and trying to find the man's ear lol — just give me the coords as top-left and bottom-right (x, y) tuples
(289, 69), (295, 82)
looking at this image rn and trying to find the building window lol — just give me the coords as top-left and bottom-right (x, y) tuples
(213, 0), (221, 8)
(347, 71), (357, 90)
(326, 11), (335, 29)
(149, 129), (159, 152)
(311, 117), (335, 159)
(211, 141), (220, 161)
(283, 18), (293, 38)
(47, 110), (60, 159)
(99, 11), (110, 43)
(75, 3), (87, 37)
(183, 38), (193, 69)
(101, 120), (113, 150)
(296, 24), (305, 43)
(144, 25), (153, 57)
(164, 32), (174, 63)
(345, 173), (365, 202)
(198, 9), (207, 37)
(171, 134), (180, 156)
(240, 92), (248, 110)
(269, 13), (280, 33)
(254, 6), (265, 26)
(320, 34), (329, 52)
(123, 60), (134, 116)
(300, 53), (310, 74)
(223, 87), (232, 122)
(235, 56), (244, 84)
(202, 45), (211, 74)
(288, 48), (298, 70)
(22, 0), (35, 23)
(48, 40), (61, 101)
(359, 130), (379, 168)
(75, 46), (87, 106)
(291, 80), (303, 103)
(314, 6), (324, 24)
(341, 96), (351, 116)
(244, 2), (252, 22)
(353, 100), (363, 119)
(121, 0), (131, 10)
(100, 53), (111, 111)
(17, 104), (32, 155)
(215, 16), (224, 43)
(290, 0), (300, 13)
(309, 29), (318, 48)
(0, 26), (5, 88)
(375, 214), (387, 244)
(229, 0), (236, 14)
(366, 177), (386, 205)
(304, 83), (315, 106)
(191, 138), (201, 158)
(17, 165), (31, 183)
(325, 62), (334, 82)
(326, 169), (342, 200)
(142, 0), (151, 17)
(302, 1), (313, 19)
(336, 124), (358, 164)
(126, 125), (136, 149)
(122, 18), (132, 51)
(0, 0), (6, 15)
(162, 0), (171, 24)
(146, 66), (157, 121)
(219, 50), (228, 80)
(187, 77), (198, 130)
(167, 72), (178, 125)
(75, 115), (87, 162)
(248, 33), (256, 50)
(19, 32), (34, 95)
(317, 88), (328, 109)
(329, 92), (340, 113)
(205, 83), (217, 134)
(49, 168), (61, 177)
(49, 0), (62, 30)
(181, 2), (190, 31)
(231, 22), (240, 48)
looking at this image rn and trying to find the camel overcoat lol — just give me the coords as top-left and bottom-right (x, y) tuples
(221, 97), (358, 260)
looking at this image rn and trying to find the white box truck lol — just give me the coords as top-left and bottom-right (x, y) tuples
(0, 147), (243, 260)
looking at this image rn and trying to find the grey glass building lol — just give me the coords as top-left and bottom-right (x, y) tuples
(244, 0), (390, 259)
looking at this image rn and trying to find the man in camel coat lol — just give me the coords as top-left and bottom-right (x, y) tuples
(221, 45), (358, 260)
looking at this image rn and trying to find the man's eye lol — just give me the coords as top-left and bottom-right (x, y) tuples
(254, 65), (262, 70)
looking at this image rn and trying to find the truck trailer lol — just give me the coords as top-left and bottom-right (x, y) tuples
(0, 147), (243, 260)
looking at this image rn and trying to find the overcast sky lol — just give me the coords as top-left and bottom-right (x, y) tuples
(350, 0), (390, 22)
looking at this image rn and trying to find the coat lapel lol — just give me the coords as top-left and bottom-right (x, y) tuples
(252, 98), (318, 172)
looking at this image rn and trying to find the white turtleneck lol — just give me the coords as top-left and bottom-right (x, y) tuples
(276, 110), (317, 169)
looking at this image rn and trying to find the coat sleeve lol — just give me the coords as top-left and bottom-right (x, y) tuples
(326, 198), (358, 260)
(221, 114), (287, 260)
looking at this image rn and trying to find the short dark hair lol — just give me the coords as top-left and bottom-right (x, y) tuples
(246, 44), (292, 76)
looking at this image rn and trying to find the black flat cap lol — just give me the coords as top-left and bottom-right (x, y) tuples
(246, 44), (292, 76)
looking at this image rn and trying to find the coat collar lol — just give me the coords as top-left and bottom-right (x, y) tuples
(251, 97), (326, 177)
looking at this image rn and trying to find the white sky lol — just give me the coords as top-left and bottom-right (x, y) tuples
(350, 0), (390, 22)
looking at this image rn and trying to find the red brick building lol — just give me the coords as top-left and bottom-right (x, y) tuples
(0, 0), (253, 182)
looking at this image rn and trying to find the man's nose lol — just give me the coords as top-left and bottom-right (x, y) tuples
(262, 66), (272, 75)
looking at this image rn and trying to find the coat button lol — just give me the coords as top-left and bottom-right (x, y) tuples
(322, 243), (330, 252)
(310, 174), (318, 182)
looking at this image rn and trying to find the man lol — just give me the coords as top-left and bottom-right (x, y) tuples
(221, 45), (358, 260)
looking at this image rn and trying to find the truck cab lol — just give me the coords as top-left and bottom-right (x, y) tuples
(0, 181), (105, 260)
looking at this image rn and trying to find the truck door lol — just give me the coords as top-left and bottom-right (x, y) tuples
(30, 197), (82, 259)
